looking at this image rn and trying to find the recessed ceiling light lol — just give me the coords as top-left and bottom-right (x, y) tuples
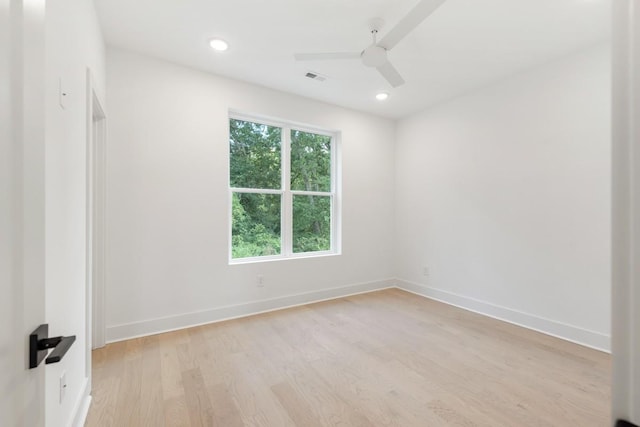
(209, 38), (229, 51)
(376, 92), (389, 101)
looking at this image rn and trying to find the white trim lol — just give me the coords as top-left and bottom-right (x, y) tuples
(395, 279), (611, 353)
(69, 377), (91, 427)
(229, 109), (339, 136)
(230, 188), (283, 195)
(228, 114), (340, 263)
(332, 132), (342, 254)
(86, 69), (107, 352)
(229, 250), (339, 265)
(93, 106), (107, 348)
(106, 279), (395, 343)
(612, 0), (640, 423)
(282, 126), (291, 256)
(105, 279), (611, 353)
(291, 190), (332, 197)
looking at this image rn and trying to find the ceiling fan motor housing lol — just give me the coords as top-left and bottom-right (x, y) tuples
(362, 45), (388, 68)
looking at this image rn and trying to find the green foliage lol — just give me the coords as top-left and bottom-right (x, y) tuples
(293, 195), (331, 253)
(230, 119), (332, 258)
(230, 119), (281, 189)
(231, 193), (281, 258)
(291, 130), (331, 192)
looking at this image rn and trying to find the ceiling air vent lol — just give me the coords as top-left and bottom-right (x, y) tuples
(305, 71), (326, 82)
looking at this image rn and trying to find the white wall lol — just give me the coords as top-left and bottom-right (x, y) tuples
(44, 0), (105, 425)
(395, 45), (611, 351)
(105, 48), (396, 341)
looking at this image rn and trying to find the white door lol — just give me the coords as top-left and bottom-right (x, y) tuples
(0, 0), (48, 425)
(612, 1), (640, 426)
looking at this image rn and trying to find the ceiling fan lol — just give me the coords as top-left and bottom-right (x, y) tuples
(294, 0), (447, 88)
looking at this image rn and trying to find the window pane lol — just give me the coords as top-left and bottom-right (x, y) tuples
(230, 119), (281, 189)
(232, 192), (281, 258)
(293, 195), (331, 253)
(290, 130), (331, 192)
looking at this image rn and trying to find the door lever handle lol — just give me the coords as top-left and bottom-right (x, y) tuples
(29, 324), (76, 369)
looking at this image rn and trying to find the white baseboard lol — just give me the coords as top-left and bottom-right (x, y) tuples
(395, 279), (611, 353)
(70, 377), (91, 427)
(106, 279), (395, 343)
(104, 277), (610, 353)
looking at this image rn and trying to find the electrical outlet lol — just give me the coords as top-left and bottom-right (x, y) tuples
(60, 371), (67, 404)
(257, 275), (264, 287)
(422, 266), (429, 277)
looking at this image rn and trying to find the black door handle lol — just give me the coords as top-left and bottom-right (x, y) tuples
(29, 324), (76, 369)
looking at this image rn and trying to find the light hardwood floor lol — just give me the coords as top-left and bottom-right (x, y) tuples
(86, 288), (610, 426)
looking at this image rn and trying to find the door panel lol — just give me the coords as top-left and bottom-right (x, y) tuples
(613, 1), (640, 425)
(0, 0), (47, 425)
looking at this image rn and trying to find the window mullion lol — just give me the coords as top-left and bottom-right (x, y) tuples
(230, 187), (283, 195)
(291, 190), (332, 197)
(282, 127), (292, 256)
(330, 135), (338, 253)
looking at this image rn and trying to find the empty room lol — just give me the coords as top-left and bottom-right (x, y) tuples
(4, 0), (640, 426)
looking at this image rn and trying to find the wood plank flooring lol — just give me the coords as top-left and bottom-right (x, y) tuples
(85, 288), (610, 426)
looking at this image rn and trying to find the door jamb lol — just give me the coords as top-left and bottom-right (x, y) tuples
(612, 0), (640, 425)
(85, 68), (107, 371)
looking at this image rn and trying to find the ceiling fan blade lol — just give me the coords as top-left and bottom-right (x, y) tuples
(376, 61), (405, 87)
(378, 0), (447, 50)
(294, 52), (361, 61)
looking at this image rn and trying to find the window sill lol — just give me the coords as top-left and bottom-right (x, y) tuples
(228, 251), (340, 265)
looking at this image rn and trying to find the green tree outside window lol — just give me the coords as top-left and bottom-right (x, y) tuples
(230, 118), (336, 260)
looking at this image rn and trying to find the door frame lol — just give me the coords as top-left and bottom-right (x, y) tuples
(86, 68), (107, 363)
(612, 0), (640, 425)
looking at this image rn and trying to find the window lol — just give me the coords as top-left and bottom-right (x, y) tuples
(229, 114), (339, 262)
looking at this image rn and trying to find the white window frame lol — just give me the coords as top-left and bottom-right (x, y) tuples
(228, 112), (341, 264)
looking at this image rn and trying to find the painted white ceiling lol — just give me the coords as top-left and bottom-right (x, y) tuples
(95, 0), (610, 119)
